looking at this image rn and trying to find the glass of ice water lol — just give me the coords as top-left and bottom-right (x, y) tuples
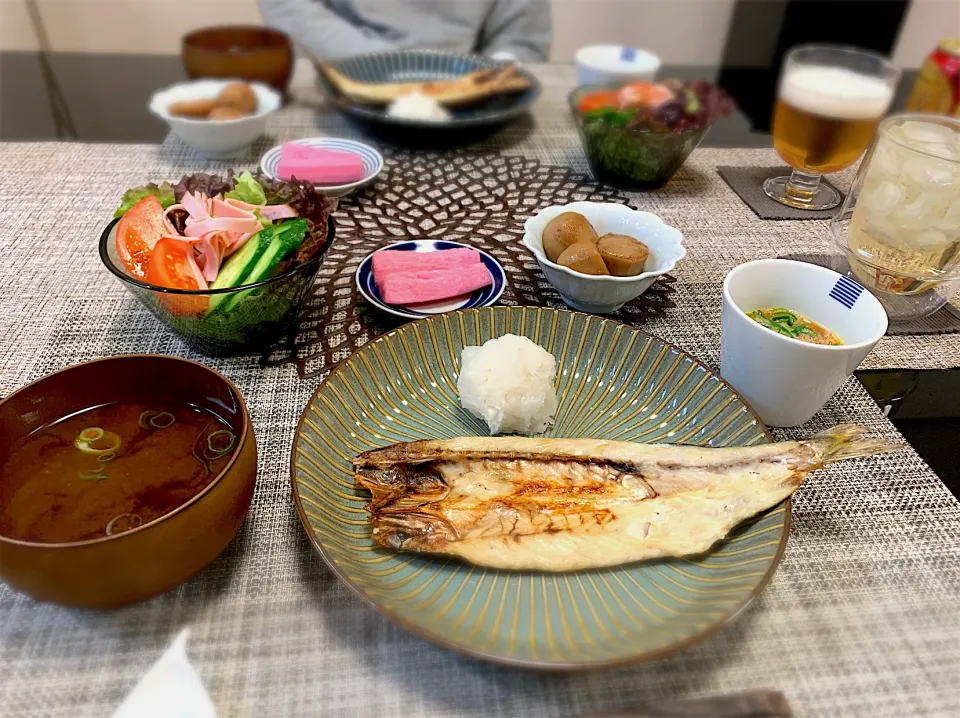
(831, 113), (960, 321)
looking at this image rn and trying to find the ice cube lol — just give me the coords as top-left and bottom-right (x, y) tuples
(863, 180), (901, 214)
(922, 143), (960, 162)
(870, 139), (901, 176)
(896, 194), (928, 229)
(901, 156), (929, 186)
(944, 198), (960, 225)
(899, 120), (958, 147)
(913, 228), (949, 251)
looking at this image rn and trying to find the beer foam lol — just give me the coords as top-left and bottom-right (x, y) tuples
(780, 66), (894, 120)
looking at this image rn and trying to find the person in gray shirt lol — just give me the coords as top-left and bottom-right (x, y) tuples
(257, 0), (552, 62)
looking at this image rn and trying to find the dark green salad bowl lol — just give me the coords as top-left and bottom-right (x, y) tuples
(570, 86), (710, 191)
(100, 215), (335, 357)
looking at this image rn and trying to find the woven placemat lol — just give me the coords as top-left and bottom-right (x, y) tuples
(780, 252), (960, 335)
(718, 166), (843, 220)
(3, 129), (960, 718)
(262, 150), (676, 377)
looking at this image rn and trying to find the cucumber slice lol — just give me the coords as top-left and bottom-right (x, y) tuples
(208, 228), (275, 311)
(215, 219), (308, 313)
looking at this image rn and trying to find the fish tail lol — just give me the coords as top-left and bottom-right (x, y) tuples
(806, 424), (902, 464)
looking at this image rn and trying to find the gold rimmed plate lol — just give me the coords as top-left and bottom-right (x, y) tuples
(291, 307), (788, 668)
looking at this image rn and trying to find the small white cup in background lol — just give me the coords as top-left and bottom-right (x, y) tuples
(720, 259), (887, 428)
(575, 45), (661, 87)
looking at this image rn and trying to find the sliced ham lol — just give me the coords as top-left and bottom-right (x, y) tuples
(180, 192), (209, 221)
(212, 198), (258, 219)
(372, 248), (481, 281)
(378, 265), (493, 305)
(183, 216), (262, 238)
(224, 198), (260, 212)
(184, 250), (209, 290)
(194, 233), (231, 282)
(226, 231), (255, 255)
(259, 203), (298, 221)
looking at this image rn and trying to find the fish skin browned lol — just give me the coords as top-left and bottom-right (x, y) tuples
(320, 64), (532, 106)
(353, 425), (899, 572)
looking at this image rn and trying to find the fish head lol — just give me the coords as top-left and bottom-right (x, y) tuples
(355, 463), (450, 512)
(372, 511), (458, 552)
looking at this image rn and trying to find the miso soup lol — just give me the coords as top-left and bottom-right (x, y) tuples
(747, 307), (843, 346)
(0, 402), (238, 543)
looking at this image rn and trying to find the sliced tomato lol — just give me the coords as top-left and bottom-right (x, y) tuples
(577, 90), (619, 114)
(146, 238), (209, 316)
(116, 195), (164, 278)
(617, 82), (675, 110)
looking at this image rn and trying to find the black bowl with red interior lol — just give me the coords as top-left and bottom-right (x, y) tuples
(570, 79), (734, 190)
(100, 171), (335, 357)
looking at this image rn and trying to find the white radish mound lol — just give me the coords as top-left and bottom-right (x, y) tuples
(457, 334), (559, 435)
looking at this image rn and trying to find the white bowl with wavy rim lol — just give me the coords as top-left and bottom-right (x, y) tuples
(522, 201), (685, 314)
(149, 79), (281, 159)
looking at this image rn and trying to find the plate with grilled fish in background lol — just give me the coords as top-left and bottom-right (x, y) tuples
(291, 307), (896, 667)
(313, 50), (541, 131)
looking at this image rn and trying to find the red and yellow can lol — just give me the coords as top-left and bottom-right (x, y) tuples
(906, 39), (960, 116)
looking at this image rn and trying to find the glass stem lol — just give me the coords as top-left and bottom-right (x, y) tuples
(784, 169), (823, 206)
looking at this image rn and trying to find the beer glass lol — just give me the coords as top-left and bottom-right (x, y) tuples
(764, 45), (900, 210)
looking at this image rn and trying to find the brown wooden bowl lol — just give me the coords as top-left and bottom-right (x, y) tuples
(0, 355), (257, 608)
(182, 26), (293, 94)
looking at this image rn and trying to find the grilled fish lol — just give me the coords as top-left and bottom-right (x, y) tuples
(319, 64), (532, 107)
(354, 425), (898, 571)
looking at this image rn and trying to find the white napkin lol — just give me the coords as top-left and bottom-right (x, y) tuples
(113, 629), (217, 718)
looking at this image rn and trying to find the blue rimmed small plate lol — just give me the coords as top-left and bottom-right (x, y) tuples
(356, 240), (506, 320)
(259, 137), (383, 197)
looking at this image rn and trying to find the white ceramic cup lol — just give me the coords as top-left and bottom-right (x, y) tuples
(720, 259), (887, 427)
(575, 45), (661, 87)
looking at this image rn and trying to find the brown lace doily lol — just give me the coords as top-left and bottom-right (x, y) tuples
(262, 150), (676, 378)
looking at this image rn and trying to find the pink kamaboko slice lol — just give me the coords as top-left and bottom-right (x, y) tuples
(371, 248), (481, 279)
(379, 265), (493, 305)
(276, 143), (365, 184)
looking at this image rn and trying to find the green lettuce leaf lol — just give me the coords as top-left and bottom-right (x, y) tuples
(225, 171), (267, 206)
(114, 182), (176, 218)
(257, 176), (336, 264)
(252, 208), (272, 229)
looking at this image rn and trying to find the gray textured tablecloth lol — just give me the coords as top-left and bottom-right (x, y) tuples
(0, 65), (958, 718)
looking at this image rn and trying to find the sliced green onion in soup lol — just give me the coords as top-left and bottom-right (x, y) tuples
(149, 411), (175, 429)
(75, 428), (121, 454)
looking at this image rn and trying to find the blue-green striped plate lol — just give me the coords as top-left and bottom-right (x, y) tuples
(291, 307), (788, 668)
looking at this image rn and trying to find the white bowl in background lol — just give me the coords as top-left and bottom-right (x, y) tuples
(148, 79), (282, 159)
(522, 201), (685, 314)
(575, 45), (661, 87)
(721, 259), (888, 428)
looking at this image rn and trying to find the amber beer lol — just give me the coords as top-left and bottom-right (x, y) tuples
(772, 65), (895, 175)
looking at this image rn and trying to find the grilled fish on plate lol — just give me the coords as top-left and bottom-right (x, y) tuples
(320, 64), (533, 106)
(354, 425), (898, 572)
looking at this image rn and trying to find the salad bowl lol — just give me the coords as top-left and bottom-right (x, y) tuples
(101, 171), (336, 357)
(101, 217), (335, 357)
(570, 80), (733, 190)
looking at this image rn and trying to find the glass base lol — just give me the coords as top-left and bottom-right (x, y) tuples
(815, 251), (955, 323)
(763, 174), (841, 211)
